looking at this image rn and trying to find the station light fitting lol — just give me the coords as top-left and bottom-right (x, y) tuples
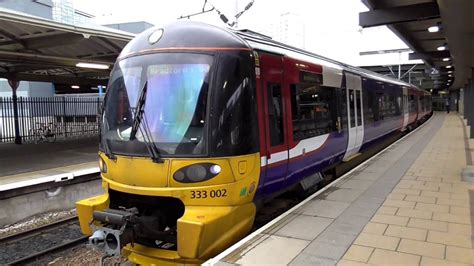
(442, 58), (450, 62)
(71, 85), (80, 89)
(448, 71), (453, 73)
(437, 45), (446, 51)
(448, 74), (453, 77)
(446, 65), (452, 69)
(428, 26), (439, 33)
(76, 62), (109, 70)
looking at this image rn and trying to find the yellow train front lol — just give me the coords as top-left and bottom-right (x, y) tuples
(76, 21), (261, 265)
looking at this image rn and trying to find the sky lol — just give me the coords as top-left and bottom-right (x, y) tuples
(72, 0), (422, 67)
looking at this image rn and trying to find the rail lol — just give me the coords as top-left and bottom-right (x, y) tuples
(0, 216), (87, 265)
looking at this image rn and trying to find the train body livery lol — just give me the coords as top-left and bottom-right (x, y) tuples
(76, 21), (432, 264)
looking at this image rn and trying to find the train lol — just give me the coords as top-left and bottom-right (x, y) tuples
(76, 21), (432, 265)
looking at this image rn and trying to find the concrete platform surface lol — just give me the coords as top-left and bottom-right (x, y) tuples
(209, 113), (474, 266)
(0, 161), (99, 191)
(0, 136), (98, 177)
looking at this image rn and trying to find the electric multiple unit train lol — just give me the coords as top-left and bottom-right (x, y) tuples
(76, 21), (432, 265)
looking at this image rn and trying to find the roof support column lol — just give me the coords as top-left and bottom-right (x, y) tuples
(8, 79), (21, 144)
(469, 84), (473, 127)
(462, 86), (469, 126)
(470, 69), (474, 138)
(466, 83), (471, 127)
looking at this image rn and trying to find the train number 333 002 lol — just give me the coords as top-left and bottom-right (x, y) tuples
(190, 189), (227, 199)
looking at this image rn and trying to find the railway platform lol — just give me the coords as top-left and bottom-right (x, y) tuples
(207, 113), (474, 265)
(0, 136), (99, 191)
(0, 137), (101, 226)
(0, 136), (98, 178)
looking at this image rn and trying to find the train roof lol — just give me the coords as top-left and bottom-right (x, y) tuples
(120, 21), (427, 94)
(118, 21), (250, 59)
(231, 28), (426, 93)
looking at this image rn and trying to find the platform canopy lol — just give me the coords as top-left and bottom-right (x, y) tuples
(360, 0), (474, 90)
(0, 7), (134, 87)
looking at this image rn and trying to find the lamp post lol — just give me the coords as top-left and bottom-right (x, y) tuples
(8, 79), (21, 144)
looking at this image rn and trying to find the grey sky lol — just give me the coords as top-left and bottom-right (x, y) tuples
(73, 0), (421, 66)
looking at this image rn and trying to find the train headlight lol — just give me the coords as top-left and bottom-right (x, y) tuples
(173, 163), (221, 183)
(99, 157), (107, 173)
(209, 164), (222, 174)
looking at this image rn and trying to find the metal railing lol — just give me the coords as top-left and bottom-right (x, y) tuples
(0, 96), (102, 143)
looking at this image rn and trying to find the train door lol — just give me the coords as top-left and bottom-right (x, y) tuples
(402, 87), (409, 130)
(343, 73), (364, 161)
(259, 52), (289, 195)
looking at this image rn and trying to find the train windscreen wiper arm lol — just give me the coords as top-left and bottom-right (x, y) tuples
(129, 81), (148, 141)
(128, 81), (163, 163)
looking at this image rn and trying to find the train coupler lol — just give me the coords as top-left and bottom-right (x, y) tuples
(88, 208), (137, 255)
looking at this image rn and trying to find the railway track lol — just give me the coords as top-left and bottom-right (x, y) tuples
(0, 216), (88, 265)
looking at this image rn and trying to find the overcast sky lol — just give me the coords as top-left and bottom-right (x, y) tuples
(73, 0), (422, 67)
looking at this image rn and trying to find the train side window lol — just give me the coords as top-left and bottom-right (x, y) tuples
(368, 91), (380, 122)
(267, 83), (284, 146)
(363, 91), (371, 124)
(290, 83), (336, 141)
(338, 88), (347, 130)
(396, 96), (402, 115)
(356, 90), (362, 125)
(409, 95), (416, 113)
(376, 93), (385, 120)
(349, 89), (356, 126)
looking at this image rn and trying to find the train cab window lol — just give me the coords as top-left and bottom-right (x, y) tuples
(290, 82), (336, 141)
(267, 83), (284, 146)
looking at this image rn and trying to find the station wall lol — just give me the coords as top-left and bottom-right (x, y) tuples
(0, 79), (54, 97)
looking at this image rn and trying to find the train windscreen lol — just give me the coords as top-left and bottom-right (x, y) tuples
(102, 53), (213, 156)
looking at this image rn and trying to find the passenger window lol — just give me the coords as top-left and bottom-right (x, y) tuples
(356, 90), (362, 125)
(267, 83), (284, 146)
(349, 89), (355, 127)
(365, 91), (379, 123)
(290, 82), (336, 141)
(377, 93), (385, 120)
(338, 88), (347, 130)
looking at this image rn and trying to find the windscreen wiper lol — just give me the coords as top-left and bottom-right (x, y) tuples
(129, 81), (163, 163)
(139, 115), (164, 163)
(130, 81), (148, 141)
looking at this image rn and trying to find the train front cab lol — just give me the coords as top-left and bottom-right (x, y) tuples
(76, 46), (265, 264)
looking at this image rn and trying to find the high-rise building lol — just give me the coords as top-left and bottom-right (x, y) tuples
(52, 0), (75, 24)
(266, 13), (305, 49)
(0, 0), (93, 25)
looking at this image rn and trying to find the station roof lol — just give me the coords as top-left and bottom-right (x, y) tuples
(360, 0), (474, 90)
(361, 63), (428, 88)
(0, 7), (135, 87)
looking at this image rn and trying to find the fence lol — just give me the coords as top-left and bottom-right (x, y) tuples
(0, 96), (103, 143)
